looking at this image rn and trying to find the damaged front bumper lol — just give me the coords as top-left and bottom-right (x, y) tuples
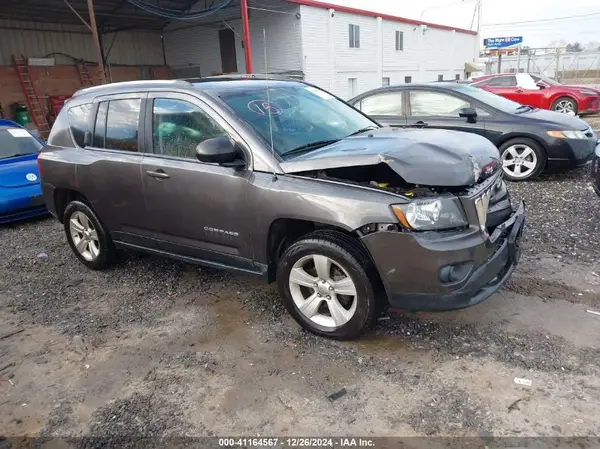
(362, 200), (525, 311)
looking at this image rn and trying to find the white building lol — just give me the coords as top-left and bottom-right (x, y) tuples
(164, 0), (479, 99)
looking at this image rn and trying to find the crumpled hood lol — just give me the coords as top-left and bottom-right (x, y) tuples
(281, 128), (500, 187)
(0, 154), (40, 188)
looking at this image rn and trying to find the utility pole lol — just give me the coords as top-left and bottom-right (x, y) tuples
(87, 0), (107, 84)
(240, 0), (253, 73)
(475, 0), (482, 61)
(516, 44), (521, 73)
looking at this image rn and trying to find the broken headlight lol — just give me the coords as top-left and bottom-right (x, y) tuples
(392, 198), (467, 231)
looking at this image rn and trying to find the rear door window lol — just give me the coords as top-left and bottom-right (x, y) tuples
(91, 99), (142, 152)
(93, 102), (108, 148)
(486, 76), (517, 87)
(408, 90), (470, 116)
(105, 99), (142, 151)
(359, 92), (403, 116)
(67, 103), (93, 147)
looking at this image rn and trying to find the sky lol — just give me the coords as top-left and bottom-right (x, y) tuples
(326, 0), (600, 49)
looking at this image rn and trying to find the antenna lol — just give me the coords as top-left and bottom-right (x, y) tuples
(263, 27), (277, 181)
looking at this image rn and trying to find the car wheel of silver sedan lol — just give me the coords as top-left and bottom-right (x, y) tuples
(277, 231), (380, 340)
(499, 138), (546, 182)
(63, 200), (116, 270)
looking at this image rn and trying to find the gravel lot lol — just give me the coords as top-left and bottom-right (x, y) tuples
(1, 118), (600, 445)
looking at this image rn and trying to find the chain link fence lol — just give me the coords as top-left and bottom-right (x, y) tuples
(483, 50), (600, 87)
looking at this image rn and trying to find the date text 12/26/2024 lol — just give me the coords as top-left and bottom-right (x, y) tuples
(218, 438), (376, 447)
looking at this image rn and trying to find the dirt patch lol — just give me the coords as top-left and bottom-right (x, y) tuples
(506, 276), (600, 307)
(407, 386), (490, 436)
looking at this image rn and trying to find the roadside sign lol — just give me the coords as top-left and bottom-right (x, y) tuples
(484, 36), (523, 49)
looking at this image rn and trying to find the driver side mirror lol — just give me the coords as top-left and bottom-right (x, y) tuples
(536, 82), (547, 89)
(195, 136), (245, 169)
(459, 107), (477, 123)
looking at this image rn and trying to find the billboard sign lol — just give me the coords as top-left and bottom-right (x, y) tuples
(484, 36), (523, 49)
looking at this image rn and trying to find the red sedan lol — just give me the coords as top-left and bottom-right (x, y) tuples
(471, 73), (600, 115)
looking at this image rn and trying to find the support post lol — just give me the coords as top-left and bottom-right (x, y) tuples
(497, 53), (502, 73)
(241, 0), (253, 73)
(87, 0), (107, 84)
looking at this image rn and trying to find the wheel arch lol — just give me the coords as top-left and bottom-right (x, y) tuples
(496, 132), (549, 164)
(265, 217), (366, 283)
(53, 189), (90, 223)
(550, 94), (579, 111)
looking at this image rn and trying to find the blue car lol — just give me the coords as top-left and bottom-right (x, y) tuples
(0, 119), (48, 224)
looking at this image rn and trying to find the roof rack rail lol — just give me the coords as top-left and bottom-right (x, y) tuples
(72, 79), (192, 97)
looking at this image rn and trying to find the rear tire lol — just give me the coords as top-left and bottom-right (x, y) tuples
(551, 96), (577, 115)
(276, 230), (380, 340)
(499, 138), (546, 182)
(63, 201), (115, 270)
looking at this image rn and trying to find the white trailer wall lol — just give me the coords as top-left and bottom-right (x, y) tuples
(300, 4), (477, 99)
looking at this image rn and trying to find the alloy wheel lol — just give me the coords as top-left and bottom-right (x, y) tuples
(501, 144), (538, 179)
(288, 254), (358, 329)
(69, 211), (100, 261)
(554, 99), (575, 114)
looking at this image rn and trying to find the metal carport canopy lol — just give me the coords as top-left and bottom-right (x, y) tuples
(0, 0), (255, 77)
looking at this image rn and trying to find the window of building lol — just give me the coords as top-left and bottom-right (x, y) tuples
(382, 77), (390, 87)
(455, 74), (461, 81)
(409, 90), (470, 116)
(348, 78), (357, 97)
(438, 74), (444, 82)
(67, 103), (93, 147)
(152, 98), (229, 160)
(404, 76), (412, 84)
(349, 24), (360, 48)
(395, 31), (404, 51)
(360, 92), (403, 116)
(100, 99), (142, 151)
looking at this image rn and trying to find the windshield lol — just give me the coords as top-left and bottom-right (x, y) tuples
(454, 85), (524, 113)
(0, 128), (42, 160)
(215, 83), (377, 158)
(530, 74), (561, 86)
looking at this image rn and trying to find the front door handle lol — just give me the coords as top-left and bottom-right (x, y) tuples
(146, 169), (170, 179)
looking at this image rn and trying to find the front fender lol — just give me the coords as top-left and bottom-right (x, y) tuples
(248, 172), (400, 264)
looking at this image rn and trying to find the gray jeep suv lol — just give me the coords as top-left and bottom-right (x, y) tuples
(38, 77), (525, 339)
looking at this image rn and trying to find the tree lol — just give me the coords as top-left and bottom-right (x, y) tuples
(566, 42), (583, 52)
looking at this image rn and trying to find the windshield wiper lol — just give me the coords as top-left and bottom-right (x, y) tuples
(347, 125), (379, 137)
(283, 140), (340, 158)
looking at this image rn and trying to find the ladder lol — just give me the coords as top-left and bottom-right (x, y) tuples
(11, 54), (50, 139)
(76, 60), (94, 87)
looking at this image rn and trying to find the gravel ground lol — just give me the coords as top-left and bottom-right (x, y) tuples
(2, 123), (600, 443)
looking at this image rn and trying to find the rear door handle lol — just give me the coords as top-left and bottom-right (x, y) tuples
(412, 121), (428, 128)
(146, 169), (170, 179)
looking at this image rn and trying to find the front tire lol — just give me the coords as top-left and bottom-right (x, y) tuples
(551, 97), (577, 115)
(63, 201), (115, 270)
(499, 138), (546, 181)
(276, 231), (380, 340)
